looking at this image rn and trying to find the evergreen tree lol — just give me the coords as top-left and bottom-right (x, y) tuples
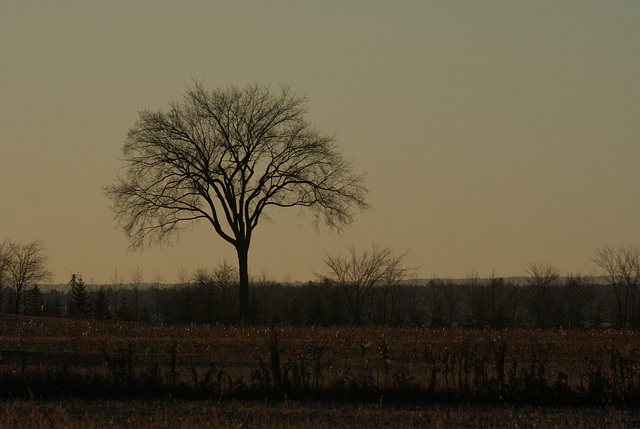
(93, 287), (111, 320)
(26, 284), (44, 316)
(67, 274), (90, 318)
(116, 295), (131, 321)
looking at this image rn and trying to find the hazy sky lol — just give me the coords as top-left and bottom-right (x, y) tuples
(2, 2), (639, 285)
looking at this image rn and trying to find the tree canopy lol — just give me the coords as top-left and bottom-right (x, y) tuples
(106, 83), (368, 320)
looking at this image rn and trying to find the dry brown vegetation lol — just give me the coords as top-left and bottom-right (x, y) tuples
(1, 400), (638, 429)
(1, 314), (640, 426)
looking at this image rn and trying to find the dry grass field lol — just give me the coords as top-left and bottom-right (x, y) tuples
(1, 400), (639, 428)
(1, 314), (640, 427)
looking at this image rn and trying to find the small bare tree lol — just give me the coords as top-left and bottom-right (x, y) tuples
(0, 241), (13, 312)
(562, 273), (594, 329)
(192, 260), (239, 323)
(150, 272), (164, 322)
(108, 269), (126, 319)
(5, 239), (51, 314)
(525, 263), (561, 328)
(0, 241), (9, 283)
(130, 267), (144, 321)
(211, 259), (238, 322)
(106, 83), (368, 321)
(593, 246), (640, 329)
(320, 245), (409, 325)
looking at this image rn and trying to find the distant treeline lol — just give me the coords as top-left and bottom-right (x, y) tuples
(0, 274), (631, 329)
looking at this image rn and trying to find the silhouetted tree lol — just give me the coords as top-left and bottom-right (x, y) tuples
(130, 267), (144, 321)
(504, 279), (523, 327)
(26, 284), (44, 316)
(486, 276), (508, 328)
(67, 273), (90, 318)
(116, 295), (131, 321)
(253, 273), (281, 325)
(424, 280), (446, 327)
(321, 245), (409, 324)
(593, 246), (640, 329)
(93, 287), (111, 320)
(561, 273), (593, 329)
(0, 242), (11, 311)
(109, 269), (126, 320)
(526, 263), (560, 328)
(464, 272), (487, 328)
(106, 83), (369, 321)
(150, 272), (163, 322)
(373, 261), (412, 325)
(210, 260), (238, 323)
(4, 239), (51, 314)
(441, 279), (460, 326)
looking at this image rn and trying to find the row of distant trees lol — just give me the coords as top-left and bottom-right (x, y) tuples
(3, 239), (640, 329)
(0, 268), (621, 329)
(0, 268), (630, 330)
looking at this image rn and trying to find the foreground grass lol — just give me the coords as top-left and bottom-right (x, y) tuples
(1, 315), (640, 406)
(1, 400), (639, 429)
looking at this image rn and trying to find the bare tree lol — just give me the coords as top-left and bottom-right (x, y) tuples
(5, 239), (51, 314)
(177, 267), (190, 288)
(486, 275), (509, 328)
(0, 241), (12, 311)
(320, 245), (409, 325)
(593, 246), (640, 329)
(150, 271), (163, 322)
(0, 241), (10, 284)
(108, 268), (126, 319)
(374, 274), (412, 326)
(106, 83), (368, 321)
(130, 267), (144, 321)
(423, 279), (446, 327)
(562, 273), (594, 329)
(526, 263), (561, 328)
(211, 259), (238, 322)
(463, 270), (484, 327)
(440, 278), (460, 327)
(252, 270), (280, 325)
(192, 263), (238, 323)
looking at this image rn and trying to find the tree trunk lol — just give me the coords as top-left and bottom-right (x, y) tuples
(237, 244), (249, 323)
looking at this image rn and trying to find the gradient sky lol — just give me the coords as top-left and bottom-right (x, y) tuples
(2, 1), (639, 285)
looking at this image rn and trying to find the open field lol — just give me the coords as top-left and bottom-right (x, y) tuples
(1, 314), (640, 426)
(1, 400), (639, 429)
